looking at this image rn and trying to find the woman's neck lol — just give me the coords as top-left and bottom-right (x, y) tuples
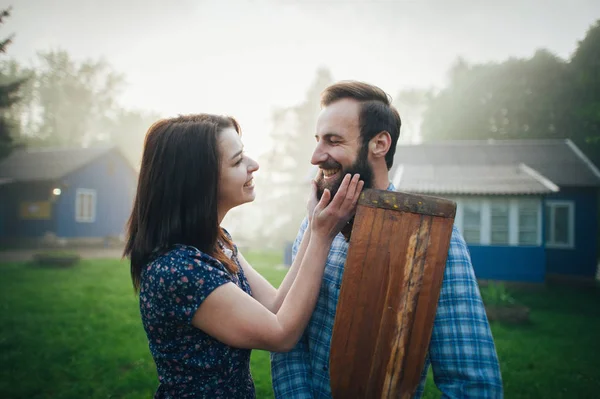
(217, 208), (229, 225)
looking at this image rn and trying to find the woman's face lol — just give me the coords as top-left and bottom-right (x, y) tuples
(217, 127), (259, 219)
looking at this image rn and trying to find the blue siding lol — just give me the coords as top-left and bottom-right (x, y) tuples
(545, 188), (598, 278)
(55, 150), (136, 238)
(0, 182), (56, 237)
(468, 245), (546, 282)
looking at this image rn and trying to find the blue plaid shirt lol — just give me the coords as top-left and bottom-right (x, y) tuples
(271, 184), (503, 398)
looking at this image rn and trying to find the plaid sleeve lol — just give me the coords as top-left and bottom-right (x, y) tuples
(271, 218), (314, 399)
(271, 331), (313, 399)
(424, 226), (503, 398)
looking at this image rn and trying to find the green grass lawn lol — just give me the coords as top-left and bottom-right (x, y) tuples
(1, 252), (599, 398)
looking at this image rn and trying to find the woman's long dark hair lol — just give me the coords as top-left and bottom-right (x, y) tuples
(124, 114), (239, 292)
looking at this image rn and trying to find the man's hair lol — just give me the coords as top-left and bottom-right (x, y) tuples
(321, 81), (401, 170)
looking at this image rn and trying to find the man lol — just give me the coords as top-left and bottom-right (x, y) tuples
(271, 81), (503, 398)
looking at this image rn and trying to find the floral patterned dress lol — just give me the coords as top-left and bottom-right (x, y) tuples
(139, 243), (255, 398)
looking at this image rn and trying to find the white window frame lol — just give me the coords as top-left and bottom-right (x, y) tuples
(489, 199), (510, 245)
(460, 199), (483, 244)
(453, 196), (542, 246)
(545, 200), (575, 249)
(75, 188), (97, 223)
(516, 198), (542, 246)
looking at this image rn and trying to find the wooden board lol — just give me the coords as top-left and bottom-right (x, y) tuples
(329, 189), (456, 399)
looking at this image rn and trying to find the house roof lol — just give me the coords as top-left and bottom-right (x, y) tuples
(393, 164), (558, 195)
(391, 139), (600, 195)
(0, 146), (116, 182)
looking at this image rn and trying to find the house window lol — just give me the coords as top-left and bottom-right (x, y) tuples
(490, 200), (509, 245)
(518, 200), (539, 245)
(545, 201), (575, 248)
(75, 189), (96, 223)
(455, 197), (542, 246)
(463, 201), (481, 244)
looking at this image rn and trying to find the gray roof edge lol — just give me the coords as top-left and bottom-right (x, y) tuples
(565, 139), (600, 181)
(57, 146), (116, 180)
(59, 145), (138, 180)
(404, 188), (553, 195)
(518, 163), (560, 192)
(395, 138), (571, 148)
(0, 145), (119, 182)
(391, 164), (404, 188)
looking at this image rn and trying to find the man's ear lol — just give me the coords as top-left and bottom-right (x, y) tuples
(369, 131), (392, 159)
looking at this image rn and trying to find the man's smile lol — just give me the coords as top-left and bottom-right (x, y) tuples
(321, 167), (341, 180)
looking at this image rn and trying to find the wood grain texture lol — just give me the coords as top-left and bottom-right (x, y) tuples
(358, 189), (457, 219)
(330, 189), (456, 399)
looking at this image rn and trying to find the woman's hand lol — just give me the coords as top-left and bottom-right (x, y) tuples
(307, 180), (319, 224)
(310, 173), (364, 240)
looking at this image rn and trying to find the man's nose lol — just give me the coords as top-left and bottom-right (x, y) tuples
(311, 144), (327, 165)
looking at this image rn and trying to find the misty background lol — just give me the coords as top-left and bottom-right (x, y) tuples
(1, 0), (599, 248)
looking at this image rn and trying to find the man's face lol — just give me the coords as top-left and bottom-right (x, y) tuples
(312, 99), (374, 199)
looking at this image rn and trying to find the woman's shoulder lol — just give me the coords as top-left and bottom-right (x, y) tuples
(148, 245), (223, 274)
(142, 245), (234, 291)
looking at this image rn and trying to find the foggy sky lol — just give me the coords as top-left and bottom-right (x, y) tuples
(2, 0), (598, 155)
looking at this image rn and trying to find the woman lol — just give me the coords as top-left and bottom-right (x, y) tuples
(124, 114), (363, 398)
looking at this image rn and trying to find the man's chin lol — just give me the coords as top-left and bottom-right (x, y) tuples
(316, 177), (343, 200)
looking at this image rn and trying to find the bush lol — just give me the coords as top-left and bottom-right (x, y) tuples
(480, 282), (516, 306)
(33, 251), (81, 267)
(481, 282), (530, 324)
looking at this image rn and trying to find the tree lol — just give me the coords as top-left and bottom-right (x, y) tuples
(567, 19), (600, 164)
(0, 58), (35, 139)
(393, 88), (432, 144)
(28, 50), (125, 147)
(3, 48), (156, 166)
(420, 50), (569, 143)
(0, 7), (29, 158)
(419, 19), (600, 165)
(108, 108), (162, 168)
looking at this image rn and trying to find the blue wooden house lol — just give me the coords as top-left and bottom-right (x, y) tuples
(391, 139), (600, 283)
(0, 146), (137, 246)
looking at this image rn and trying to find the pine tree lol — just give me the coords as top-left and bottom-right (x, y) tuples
(0, 7), (27, 159)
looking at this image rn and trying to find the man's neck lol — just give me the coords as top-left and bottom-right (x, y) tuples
(372, 170), (390, 190)
(368, 159), (391, 190)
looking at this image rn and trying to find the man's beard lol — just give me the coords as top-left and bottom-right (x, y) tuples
(316, 145), (373, 200)
(315, 144), (374, 241)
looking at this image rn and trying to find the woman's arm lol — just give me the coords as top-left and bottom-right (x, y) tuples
(192, 174), (363, 352)
(236, 179), (320, 313)
(236, 227), (311, 313)
(192, 235), (330, 352)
